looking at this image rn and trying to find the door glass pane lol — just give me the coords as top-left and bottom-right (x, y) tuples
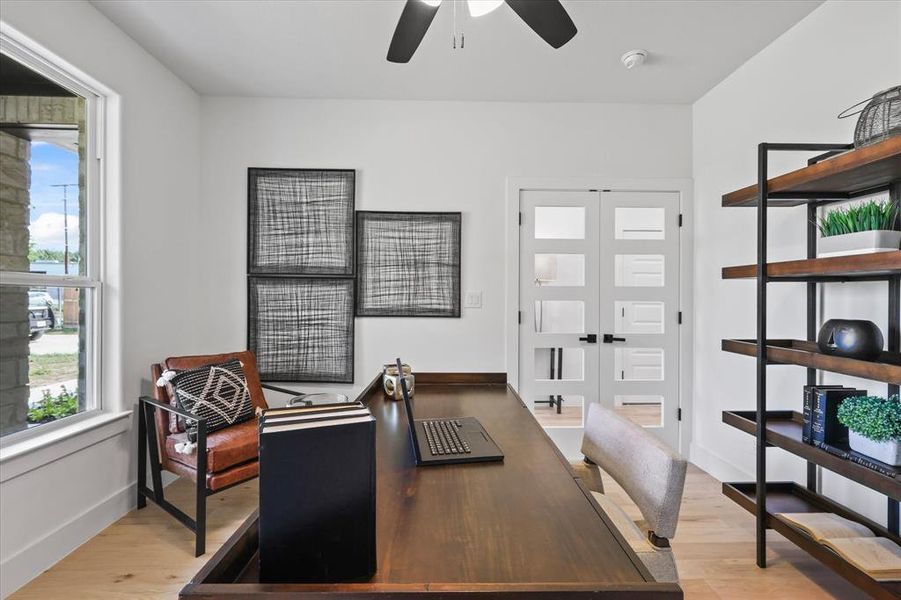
(534, 347), (584, 381)
(615, 254), (664, 287)
(534, 206), (585, 239)
(615, 207), (665, 240)
(614, 348), (664, 381)
(534, 300), (584, 333)
(534, 254), (585, 287)
(615, 301), (664, 334)
(532, 394), (584, 428)
(614, 395), (663, 428)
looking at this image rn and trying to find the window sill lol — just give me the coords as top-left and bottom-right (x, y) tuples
(0, 410), (131, 483)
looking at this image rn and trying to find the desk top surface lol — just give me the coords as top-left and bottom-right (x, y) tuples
(185, 378), (681, 597)
(367, 382), (648, 585)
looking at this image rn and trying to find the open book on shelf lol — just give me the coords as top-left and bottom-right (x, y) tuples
(778, 512), (901, 581)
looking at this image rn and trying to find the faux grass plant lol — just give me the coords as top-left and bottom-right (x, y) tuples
(817, 199), (899, 238)
(837, 395), (901, 442)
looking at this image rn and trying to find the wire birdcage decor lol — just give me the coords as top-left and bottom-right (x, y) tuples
(838, 85), (901, 149)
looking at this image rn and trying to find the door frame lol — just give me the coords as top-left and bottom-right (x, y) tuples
(505, 177), (694, 457)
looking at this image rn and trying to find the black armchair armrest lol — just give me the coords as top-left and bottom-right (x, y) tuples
(260, 382), (307, 404)
(138, 395), (204, 424)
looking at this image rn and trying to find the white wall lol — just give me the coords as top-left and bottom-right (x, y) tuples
(692, 0), (901, 525)
(197, 99), (691, 391)
(0, 1), (201, 596)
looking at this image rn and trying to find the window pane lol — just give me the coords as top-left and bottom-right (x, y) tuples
(615, 207), (665, 240)
(534, 347), (584, 381)
(534, 207), (585, 239)
(615, 254), (664, 287)
(534, 253), (584, 287)
(614, 395), (663, 428)
(0, 53), (87, 276)
(615, 301), (665, 334)
(532, 394), (583, 428)
(614, 348), (664, 381)
(534, 300), (584, 333)
(0, 284), (90, 437)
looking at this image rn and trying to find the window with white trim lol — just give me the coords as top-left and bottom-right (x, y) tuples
(0, 44), (103, 442)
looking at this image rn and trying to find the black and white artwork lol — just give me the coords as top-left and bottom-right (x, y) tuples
(356, 212), (461, 317)
(248, 277), (355, 382)
(248, 168), (355, 276)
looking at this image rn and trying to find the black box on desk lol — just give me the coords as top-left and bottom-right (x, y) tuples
(258, 405), (376, 583)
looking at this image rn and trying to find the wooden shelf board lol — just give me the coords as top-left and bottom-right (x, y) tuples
(722, 481), (901, 599)
(722, 410), (901, 500)
(721, 339), (901, 384)
(722, 252), (901, 280)
(722, 137), (901, 207)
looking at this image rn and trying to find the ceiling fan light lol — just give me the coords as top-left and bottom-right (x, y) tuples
(468, 0), (503, 17)
(420, 0), (442, 7)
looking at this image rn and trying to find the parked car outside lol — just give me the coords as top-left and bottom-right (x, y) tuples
(28, 290), (58, 340)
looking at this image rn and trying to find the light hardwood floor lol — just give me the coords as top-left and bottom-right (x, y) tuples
(11, 465), (862, 599)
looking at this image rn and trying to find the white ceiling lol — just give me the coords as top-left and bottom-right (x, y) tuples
(91, 0), (822, 103)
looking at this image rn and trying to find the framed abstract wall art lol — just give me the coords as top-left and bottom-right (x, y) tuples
(356, 211), (461, 317)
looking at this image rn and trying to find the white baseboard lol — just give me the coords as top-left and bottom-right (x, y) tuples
(0, 482), (136, 598)
(689, 440), (753, 482)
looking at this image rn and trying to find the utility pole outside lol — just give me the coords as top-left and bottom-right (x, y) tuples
(50, 183), (78, 274)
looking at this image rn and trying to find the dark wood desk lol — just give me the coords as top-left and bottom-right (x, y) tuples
(181, 375), (683, 598)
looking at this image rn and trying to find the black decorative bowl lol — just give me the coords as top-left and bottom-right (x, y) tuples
(817, 319), (884, 361)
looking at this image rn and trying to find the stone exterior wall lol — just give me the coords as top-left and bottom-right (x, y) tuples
(0, 131), (31, 435)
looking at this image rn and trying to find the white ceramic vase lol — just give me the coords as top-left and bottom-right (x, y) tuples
(848, 430), (901, 466)
(817, 230), (901, 258)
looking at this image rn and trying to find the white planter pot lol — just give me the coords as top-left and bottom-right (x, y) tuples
(849, 430), (901, 466)
(817, 230), (901, 258)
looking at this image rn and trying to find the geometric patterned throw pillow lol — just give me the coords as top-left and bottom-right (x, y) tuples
(164, 359), (254, 443)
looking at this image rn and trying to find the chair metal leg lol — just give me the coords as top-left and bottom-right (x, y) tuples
(195, 422), (207, 557)
(143, 402), (166, 505)
(137, 400), (147, 509)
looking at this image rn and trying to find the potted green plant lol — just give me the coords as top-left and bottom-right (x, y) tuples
(837, 395), (901, 466)
(817, 199), (900, 258)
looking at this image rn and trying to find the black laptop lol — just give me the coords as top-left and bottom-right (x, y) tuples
(396, 358), (503, 466)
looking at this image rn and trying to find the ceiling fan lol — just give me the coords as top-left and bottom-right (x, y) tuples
(387, 0), (577, 63)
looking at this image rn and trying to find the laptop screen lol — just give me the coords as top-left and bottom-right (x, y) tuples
(396, 358), (420, 462)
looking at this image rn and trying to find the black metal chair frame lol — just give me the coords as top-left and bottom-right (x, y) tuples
(136, 383), (303, 556)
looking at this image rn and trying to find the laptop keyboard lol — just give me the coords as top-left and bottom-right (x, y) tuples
(423, 419), (471, 456)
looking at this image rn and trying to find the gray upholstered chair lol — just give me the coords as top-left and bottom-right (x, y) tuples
(580, 402), (687, 582)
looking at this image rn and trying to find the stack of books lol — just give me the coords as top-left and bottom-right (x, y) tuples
(802, 385), (865, 456)
(801, 385), (900, 476)
(778, 512), (901, 581)
(258, 402), (377, 583)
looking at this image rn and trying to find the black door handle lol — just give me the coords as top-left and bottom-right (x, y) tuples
(602, 334), (626, 344)
(578, 334), (597, 344)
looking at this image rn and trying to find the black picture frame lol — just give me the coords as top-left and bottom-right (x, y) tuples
(356, 211), (461, 318)
(248, 276), (355, 382)
(247, 168), (355, 276)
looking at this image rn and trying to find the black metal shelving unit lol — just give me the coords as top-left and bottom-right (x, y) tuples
(720, 137), (901, 598)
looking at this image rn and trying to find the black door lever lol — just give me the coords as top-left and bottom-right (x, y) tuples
(578, 334), (597, 344)
(602, 334), (626, 344)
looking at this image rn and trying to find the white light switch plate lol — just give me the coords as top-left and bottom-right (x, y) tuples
(464, 291), (482, 309)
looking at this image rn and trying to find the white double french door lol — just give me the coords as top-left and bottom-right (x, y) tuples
(519, 189), (681, 456)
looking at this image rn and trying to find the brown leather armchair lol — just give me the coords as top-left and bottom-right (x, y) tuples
(137, 350), (299, 555)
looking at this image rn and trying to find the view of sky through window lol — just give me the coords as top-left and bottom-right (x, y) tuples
(29, 140), (79, 275)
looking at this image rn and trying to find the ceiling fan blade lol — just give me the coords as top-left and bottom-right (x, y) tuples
(387, 0), (441, 63)
(504, 0), (577, 49)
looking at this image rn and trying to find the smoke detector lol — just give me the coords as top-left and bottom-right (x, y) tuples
(621, 49), (648, 69)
